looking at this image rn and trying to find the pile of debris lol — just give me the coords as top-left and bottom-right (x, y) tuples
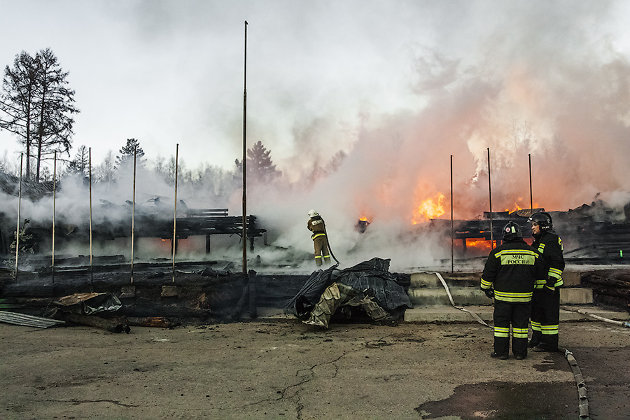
(286, 257), (412, 328)
(0, 291), (180, 332)
(581, 270), (630, 312)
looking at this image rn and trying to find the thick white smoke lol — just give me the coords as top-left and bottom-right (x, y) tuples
(244, 1), (630, 270)
(3, 1), (630, 271)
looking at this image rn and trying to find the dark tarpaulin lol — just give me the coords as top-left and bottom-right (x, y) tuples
(286, 257), (412, 319)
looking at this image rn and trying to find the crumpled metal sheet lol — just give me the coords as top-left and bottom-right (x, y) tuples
(0, 311), (65, 328)
(54, 292), (122, 315)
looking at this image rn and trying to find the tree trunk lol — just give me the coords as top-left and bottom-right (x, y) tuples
(35, 85), (48, 182)
(36, 132), (42, 182)
(25, 132), (31, 180)
(25, 92), (32, 180)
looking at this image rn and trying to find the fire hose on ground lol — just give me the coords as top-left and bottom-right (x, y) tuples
(434, 272), (489, 327)
(560, 306), (630, 328)
(434, 272), (591, 419)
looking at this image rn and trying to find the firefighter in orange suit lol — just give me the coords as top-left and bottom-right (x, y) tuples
(307, 209), (331, 266)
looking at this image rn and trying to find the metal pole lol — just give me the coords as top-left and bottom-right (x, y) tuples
(450, 154), (454, 273)
(131, 147), (137, 284)
(172, 143), (179, 283)
(529, 153), (533, 211)
(89, 147), (93, 288)
(52, 151), (57, 284)
(487, 147), (493, 249)
(242, 20), (248, 275)
(14, 153), (23, 279)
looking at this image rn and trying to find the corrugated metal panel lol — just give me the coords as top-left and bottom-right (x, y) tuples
(0, 311), (65, 328)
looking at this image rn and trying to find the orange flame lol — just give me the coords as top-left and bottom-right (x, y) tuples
(505, 202), (523, 212)
(412, 193), (446, 224)
(465, 239), (496, 250)
(505, 199), (542, 213)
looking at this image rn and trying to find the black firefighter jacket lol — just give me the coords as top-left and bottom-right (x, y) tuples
(531, 230), (565, 290)
(481, 239), (546, 303)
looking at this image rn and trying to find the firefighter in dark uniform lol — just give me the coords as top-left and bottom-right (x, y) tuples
(528, 211), (565, 352)
(307, 209), (331, 266)
(481, 221), (545, 360)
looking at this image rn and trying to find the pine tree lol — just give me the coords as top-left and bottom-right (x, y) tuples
(115, 138), (145, 169)
(235, 140), (281, 183)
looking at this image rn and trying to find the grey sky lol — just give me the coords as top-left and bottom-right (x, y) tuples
(0, 0), (451, 171)
(2, 0), (630, 211)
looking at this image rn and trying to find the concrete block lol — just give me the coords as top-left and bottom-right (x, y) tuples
(562, 271), (582, 287)
(408, 288), (492, 306)
(560, 288), (593, 305)
(410, 272), (439, 288)
(120, 285), (136, 299)
(161, 285), (179, 298)
(439, 273), (482, 287)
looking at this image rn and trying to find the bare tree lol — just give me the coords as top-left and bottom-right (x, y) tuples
(0, 49), (79, 181)
(96, 150), (115, 185)
(0, 52), (39, 178)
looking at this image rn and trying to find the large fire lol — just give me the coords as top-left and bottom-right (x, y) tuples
(412, 193), (446, 224)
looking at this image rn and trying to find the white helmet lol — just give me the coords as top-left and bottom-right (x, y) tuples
(307, 209), (318, 218)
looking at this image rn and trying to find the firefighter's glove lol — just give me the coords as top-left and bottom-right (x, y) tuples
(484, 289), (494, 299)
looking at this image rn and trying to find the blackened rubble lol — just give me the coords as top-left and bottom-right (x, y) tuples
(287, 257), (412, 328)
(0, 261), (312, 324)
(431, 199), (630, 262)
(582, 270), (630, 310)
(0, 201), (267, 256)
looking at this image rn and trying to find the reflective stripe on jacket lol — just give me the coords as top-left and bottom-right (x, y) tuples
(532, 231), (565, 288)
(481, 239), (545, 303)
(308, 215), (327, 240)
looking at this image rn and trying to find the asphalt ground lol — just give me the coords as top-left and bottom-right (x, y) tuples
(1, 319), (629, 419)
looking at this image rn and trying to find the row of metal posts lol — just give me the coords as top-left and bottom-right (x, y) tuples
(12, 145), (181, 286)
(450, 150), (536, 272)
(13, 145), (534, 279)
(15, 22), (251, 284)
